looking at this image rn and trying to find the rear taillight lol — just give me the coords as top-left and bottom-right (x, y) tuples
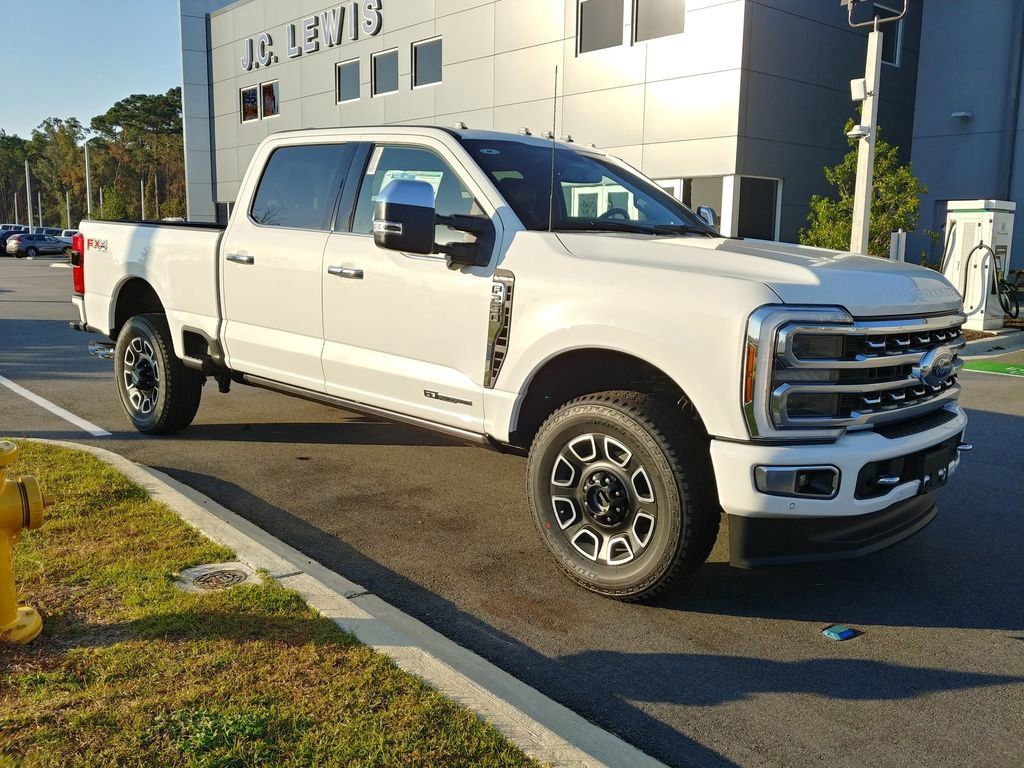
(72, 233), (85, 295)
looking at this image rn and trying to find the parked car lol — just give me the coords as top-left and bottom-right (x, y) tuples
(58, 229), (79, 246)
(32, 227), (64, 237)
(0, 230), (24, 254)
(6, 233), (73, 258)
(70, 127), (970, 601)
(1, 224), (29, 233)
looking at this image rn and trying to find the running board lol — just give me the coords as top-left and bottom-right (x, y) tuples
(239, 374), (495, 449)
(88, 340), (116, 361)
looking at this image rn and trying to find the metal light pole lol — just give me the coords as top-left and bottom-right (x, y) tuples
(140, 177), (146, 220)
(65, 189), (71, 229)
(37, 192), (43, 228)
(99, 187), (104, 218)
(850, 23), (882, 255)
(24, 161), (33, 231)
(844, 0), (908, 255)
(13, 194), (19, 226)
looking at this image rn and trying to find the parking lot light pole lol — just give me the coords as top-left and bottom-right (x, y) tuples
(84, 138), (96, 218)
(38, 192), (43, 228)
(850, 22), (882, 255)
(844, 0), (908, 255)
(65, 189), (71, 230)
(24, 161), (33, 232)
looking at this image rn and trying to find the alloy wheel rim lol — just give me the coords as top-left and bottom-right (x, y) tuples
(549, 433), (658, 567)
(122, 337), (160, 416)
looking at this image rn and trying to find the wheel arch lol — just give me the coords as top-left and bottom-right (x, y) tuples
(508, 346), (709, 451)
(110, 277), (165, 340)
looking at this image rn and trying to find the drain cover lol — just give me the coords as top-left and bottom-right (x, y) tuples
(175, 562), (260, 593)
(193, 569), (249, 590)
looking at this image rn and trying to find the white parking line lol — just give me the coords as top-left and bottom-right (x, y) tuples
(0, 375), (111, 437)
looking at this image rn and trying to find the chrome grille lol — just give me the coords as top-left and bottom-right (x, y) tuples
(743, 307), (967, 441)
(773, 316), (965, 429)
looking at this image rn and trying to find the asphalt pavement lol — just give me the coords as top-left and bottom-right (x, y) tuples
(2, 256), (1022, 768)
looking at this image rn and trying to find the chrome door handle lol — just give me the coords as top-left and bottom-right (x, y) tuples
(328, 265), (363, 280)
(226, 253), (254, 265)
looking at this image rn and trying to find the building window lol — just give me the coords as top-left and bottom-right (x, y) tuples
(413, 37), (443, 88)
(634, 0), (685, 43)
(240, 86), (259, 123)
(337, 59), (360, 103)
(261, 81), (280, 119)
(738, 177), (780, 240)
(372, 49), (399, 96)
(578, 0), (624, 54)
(875, 3), (903, 66)
(250, 144), (357, 230)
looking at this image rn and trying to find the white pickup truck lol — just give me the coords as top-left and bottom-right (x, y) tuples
(70, 127), (970, 600)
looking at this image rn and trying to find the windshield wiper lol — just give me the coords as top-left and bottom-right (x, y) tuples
(554, 220), (718, 237)
(651, 224), (718, 237)
(554, 220), (673, 236)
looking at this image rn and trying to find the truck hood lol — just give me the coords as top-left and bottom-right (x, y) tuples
(555, 233), (963, 317)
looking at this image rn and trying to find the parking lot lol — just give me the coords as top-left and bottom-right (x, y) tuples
(2, 256), (1022, 768)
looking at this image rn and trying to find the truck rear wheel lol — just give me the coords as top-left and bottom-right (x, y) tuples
(527, 391), (719, 601)
(114, 314), (202, 435)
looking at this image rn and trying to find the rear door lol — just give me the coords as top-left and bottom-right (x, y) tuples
(220, 141), (357, 392)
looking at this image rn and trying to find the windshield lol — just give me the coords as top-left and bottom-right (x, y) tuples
(462, 139), (716, 236)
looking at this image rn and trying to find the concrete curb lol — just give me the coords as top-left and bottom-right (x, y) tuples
(28, 438), (667, 768)
(961, 329), (1024, 359)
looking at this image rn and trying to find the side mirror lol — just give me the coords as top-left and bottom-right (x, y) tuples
(696, 206), (717, 228)
(373, 179), (437, 255)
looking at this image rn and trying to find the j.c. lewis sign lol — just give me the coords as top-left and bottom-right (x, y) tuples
(240, 0), (383, 71)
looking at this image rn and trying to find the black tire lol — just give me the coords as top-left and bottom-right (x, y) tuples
(25, 247), (37, 258)
(527, 391), (719, 602)
(998, 284), (1020, 319)
(114, 314), (203, 434)
(63, 246), (73, 257)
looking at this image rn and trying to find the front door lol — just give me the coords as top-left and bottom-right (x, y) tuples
(220, 142), (355, 392)
(321, 141), (499, 433)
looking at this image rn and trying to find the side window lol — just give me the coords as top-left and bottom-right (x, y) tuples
(351, 145), (484, 247)
(250, 143), (356, 230)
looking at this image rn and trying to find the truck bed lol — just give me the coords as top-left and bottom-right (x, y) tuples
(78, 219), (226, 355)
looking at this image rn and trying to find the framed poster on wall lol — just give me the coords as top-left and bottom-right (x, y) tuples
(240, 86), (259, 123)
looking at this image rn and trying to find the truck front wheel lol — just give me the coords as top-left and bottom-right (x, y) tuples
(527, 391), (719, 601)
(114, 314), (203, 434)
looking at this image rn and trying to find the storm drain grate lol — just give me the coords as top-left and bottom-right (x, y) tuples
(193, 569), (249, 590)
(175, 562), (261, 593)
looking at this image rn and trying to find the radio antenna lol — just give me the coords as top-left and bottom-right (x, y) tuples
(548, 66), (558, 232)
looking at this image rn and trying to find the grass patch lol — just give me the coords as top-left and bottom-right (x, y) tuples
(0, 441), (537, 768)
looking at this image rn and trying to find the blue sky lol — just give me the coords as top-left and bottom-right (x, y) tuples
(0, 0), (183, 138)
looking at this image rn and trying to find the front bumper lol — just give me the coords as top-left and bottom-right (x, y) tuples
(728, 492), (937, 567)
(710, 405), (967, 567)
(710, 405), (967, 519)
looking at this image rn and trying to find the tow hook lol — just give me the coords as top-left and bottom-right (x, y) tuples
(88, 340), (116, 361)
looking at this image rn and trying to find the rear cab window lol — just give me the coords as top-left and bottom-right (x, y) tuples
(250, 143), (356, 231)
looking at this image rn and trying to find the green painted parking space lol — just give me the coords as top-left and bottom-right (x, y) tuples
(963, 360), (1024, 377)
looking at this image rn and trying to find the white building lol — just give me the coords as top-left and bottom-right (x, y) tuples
(180, 0), (919, 241)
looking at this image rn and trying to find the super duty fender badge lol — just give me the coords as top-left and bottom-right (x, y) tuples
(484, 270), (515, 388)
(86, 238), (108, 253)
(424, 390), (473, 407)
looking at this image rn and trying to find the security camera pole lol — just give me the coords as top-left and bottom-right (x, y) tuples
(844, 0), (908, 255)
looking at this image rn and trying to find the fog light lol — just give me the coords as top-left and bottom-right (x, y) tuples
(754, 465), (839, 499)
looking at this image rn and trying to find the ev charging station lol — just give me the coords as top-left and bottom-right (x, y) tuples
(941, 200), (1016, 331)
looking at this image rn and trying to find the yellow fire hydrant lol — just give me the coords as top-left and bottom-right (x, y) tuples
(0, 442), (54, 644)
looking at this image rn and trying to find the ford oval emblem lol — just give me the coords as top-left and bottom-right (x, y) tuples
(914, 346), (956, 388)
